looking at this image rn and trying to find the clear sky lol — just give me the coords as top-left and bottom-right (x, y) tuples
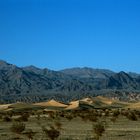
(0, 0), (140, 72)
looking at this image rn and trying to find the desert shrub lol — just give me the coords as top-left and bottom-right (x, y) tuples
(88, 115), (98, 122)
(3, 116), (12, 122)
(23, 129), (37, 140)
(65, 114), (74, 121)
(110, 117), (117, 123)
(112, 109), (120, 117)
(36, 114), (41, 120)
(42, 126), (60, 140)
(48, 112), (56, 119)
(15, 113), (30, 122)
(20, 113), (30, 121)
(79, 111), (98, 122)
(0, 114), (2, 120)
(134, 110), (140, 118)
(127, 112), (137, 121)
(9, 137), (22, 140)
(54, 121), (62, 130)
(93, 122), (105, 140)
(121, 110), (129, 116)
(59, 113), (65, 118)
(14, 117), (21, 122)
(80, 114), (89, 122)
(5, 111), (13, 118)
(104, 110), (109, 117)
(11, 122), (25, 134)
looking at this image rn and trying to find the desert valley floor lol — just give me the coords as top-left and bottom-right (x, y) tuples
(0, 96), (140, 140)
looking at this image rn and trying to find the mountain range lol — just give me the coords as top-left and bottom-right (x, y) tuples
(0, 60), (140, 103)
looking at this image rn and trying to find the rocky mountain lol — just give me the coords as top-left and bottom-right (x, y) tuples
(128, 72), (140, 78)
(0, 60), (140, 103)
(108, 71), (139, 90)
(60, 67), (115, 79)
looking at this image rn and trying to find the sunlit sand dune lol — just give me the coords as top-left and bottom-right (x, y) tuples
(0, 104), (11, 110)
(66, 101), (79, 110)
(35, 99), (68, 108)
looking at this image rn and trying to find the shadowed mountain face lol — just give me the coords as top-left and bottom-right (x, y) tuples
(0, 60), (140, 103)
(108, 72), (139, 90)
(60, 67), (115, 79)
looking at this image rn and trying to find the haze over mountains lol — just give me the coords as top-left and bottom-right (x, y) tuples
(0, 60), (140, 103)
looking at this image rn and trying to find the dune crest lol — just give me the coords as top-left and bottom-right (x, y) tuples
(66, 101), (79, 110)
(0, 104), (12, 110)
(35, 99), (68, 108)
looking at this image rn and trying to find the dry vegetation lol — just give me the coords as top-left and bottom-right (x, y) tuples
(0, 97), (140, 140)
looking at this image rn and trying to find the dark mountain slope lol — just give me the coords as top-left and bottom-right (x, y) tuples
(108, 71), (139, 90)
(0, 61), (93, 102)
(128, 72), (140, 78)
(60, 67), (115, 79)
(0, 60), (140, 103)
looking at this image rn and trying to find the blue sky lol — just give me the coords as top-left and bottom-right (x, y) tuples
(0, 0), (140, 72)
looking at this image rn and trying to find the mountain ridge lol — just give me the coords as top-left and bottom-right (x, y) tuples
(0, 60), (140, 103)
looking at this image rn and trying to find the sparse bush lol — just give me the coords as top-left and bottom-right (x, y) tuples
(42, 126), (60, 140)
(23, 129), (37, 140)
(3, 116), (12, 122)
(47, 127), (60, 140)
(0, 114), (2, 120)
(80, 114), (88, 122)
(7, 111), (13, 117)
(48, 112), (56, 119)
(110, 117), (117, 123)
(65, 114), (74, 121)
(14, 113), (30, 122)
(93, 122), (105, 140)
(134, 110), (140, 118)
(104, 110), (109, 117)
(11, 122), (25, 134)
(88, 115), (98, 122)
(112, 109), (120, 118)
(20, 113), (30, 121)
(127, 112), (137, 121)
(54, 121), (62, 130)
(121, 110), (129, 117)
(36, 114), (40, 120)
(97, 111), (102, 118)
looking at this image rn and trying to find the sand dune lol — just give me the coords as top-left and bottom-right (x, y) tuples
(65, 101), (79, 110)
(95, 96), (114, 105)
(81, 98), (93, 104)
(35, 99), (68, 108)
(1, 96), (140, 111)
(0, 104), (11, 110)
(127, 102), (140, 109)
(66, 96), (123, 110)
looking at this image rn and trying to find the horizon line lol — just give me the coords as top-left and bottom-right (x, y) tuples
(0, 59), (140, 74)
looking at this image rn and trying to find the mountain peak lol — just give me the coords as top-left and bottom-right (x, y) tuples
(23, 65), (41, 70)
(22, 65), (42, 74)
(60, 67), (115, 79)
(117, 71), (132, 78)
(0, 60), (16, 70)
(0, 60), (140, 103)
(0, 60), (8, 65)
